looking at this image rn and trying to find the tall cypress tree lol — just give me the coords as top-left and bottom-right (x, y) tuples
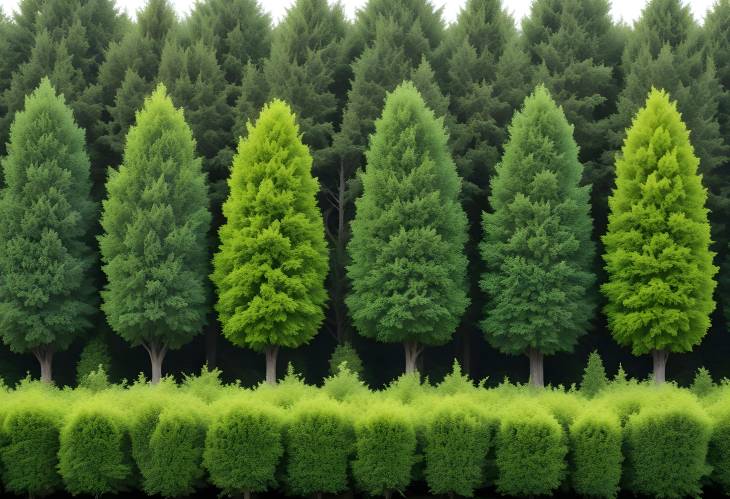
(347, 82), (468, 374)
(602, 89), (717, 383)
(212, 100), (328, 384)
(99, 85), (211, 384)
(0, 79), (96, 383)
(481, 86), (595, 387)
(522, 0), (623, 231)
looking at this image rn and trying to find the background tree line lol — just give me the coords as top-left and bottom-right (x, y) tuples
(0, 0), (728, 388)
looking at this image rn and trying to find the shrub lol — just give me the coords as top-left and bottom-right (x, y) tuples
(353, 403), (417, 497)
(142, 402), (209, 497)
(569, 407), (623, 497)
(580, 351), (608, 397)
(624, 403), (711, 497)
(704, 397), (730, 492)
(322, 363), (369, 402)
(423, 399), (493, 496)
(58, 402), (132, 496)
(690, 367), (715, 397)
(0, 399), (63, 496)
(495, 403), (567, 496)
(203, 400), (284, 497)
(328, 342), (364, 377)
(285, 398), (354, 496)
(78, 365), (112, 392)
(436, 360), (478, 395)
(181, 365), (226, 403)
(76, 334), (113, 385)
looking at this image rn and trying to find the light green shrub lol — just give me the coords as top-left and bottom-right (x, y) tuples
(285, 397), (354, 496)
(58, 402), (132, 496)
(203, 400), (284, 497)
(353, 403), (417, 497)
(142, 402), (209, 497)
(423, 398), (493, 496)
(383, 372), (432, 404)
(569, 407), (622, 497)
(624, 402), (711, 497)
(690, 367), (715, 397)
(580, 351), (608, 397)
(0, 398), (63, 496)
(435, 360), (479, 395)
(704, 396), (730, 492)
(495, 403), (567, 496)
(76, 334), (113, 384)
(322, 363), (369, 401)
(328, 342), (364, 377)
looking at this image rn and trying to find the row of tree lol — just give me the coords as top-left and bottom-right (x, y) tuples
(0, 0), (727, 386)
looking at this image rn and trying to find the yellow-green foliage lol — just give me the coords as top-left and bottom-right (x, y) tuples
(422, 396), (494, 496)
(707, 393), (730, 492)
(352, 401), (417, 496)
(203, 399), (285, 496)
(495, 401), (568, 496)
(285, 397), (354, 495)
(569, 407), (623, 498)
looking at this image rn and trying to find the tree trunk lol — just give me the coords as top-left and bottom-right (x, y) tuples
(334, 161), (348, 343)
(265, 345), (279, 384)
(653, 349), (669, 384)
(404, 341), (422, 374)
(32, 347), (54, 384)
(143, 342), (167, 385)
(528, 347), (544, 388)
(205, 319), (218, 369)
(243, 491), (251, 499)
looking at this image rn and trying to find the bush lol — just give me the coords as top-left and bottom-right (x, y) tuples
(0, 399), (63, 496)
(435, 360), (479, 395)
(142, 402), (209, 497)
(708, 397), (730, 493)
(285, 398), (354, 496)
(203, 400), (284, 497)
(495, 403), (567, 496)
(76, 334), (113, 384)
(624, 403), (711, 497)
(691, 367), (715, 397)
(423, 398), (493, 496)
(328, 342), (364, 377)
(322, 363), (369, 401)
(353, 403), (417, 497)
(58, 402), (132, 496)
(580, 351), (608, 397)
(569, 407), (622, 497)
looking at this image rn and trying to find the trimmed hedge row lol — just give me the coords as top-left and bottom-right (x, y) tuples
(1, 372), (729, 498)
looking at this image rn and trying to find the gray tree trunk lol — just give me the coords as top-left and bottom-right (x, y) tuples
(265, 345), (279, 384)
(32, 347), (54, 384)
(404, 340), (421, 374)
(144, 342), (167, 385)
(653, 349), (669, 384)
(528, 347), (544, 388)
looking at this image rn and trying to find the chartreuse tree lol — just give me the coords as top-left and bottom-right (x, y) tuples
(602, 88), (717, 383)
(481, 86), (595, 387)
(99, 85), (211, 384)
(347, 82), (469, 374)
(212, 100), (328, 384)
(0, 79), (96, 383)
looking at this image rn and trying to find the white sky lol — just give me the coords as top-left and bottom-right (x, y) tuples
(0, 0), (720, 25)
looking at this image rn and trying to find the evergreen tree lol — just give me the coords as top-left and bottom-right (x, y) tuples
(0, 79), (96, 383)
(522, 0), (624, 231)
(94, 0), (178, 176)
(602, 89), (717, 384)
(580, 351), (608, 397)
(439, 0), (532, 373)
(212, 100), (328, 385)
(0, 14), (12, 116)
(99, 85), (211, 384)
(481, 86), (595, 388)
(347, 82), (468, 374)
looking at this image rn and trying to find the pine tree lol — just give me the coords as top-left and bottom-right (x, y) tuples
(602, 89), (717, 384)
(580, 351), (608, 397)
(481, 86), (595, 388)
(0, 79), (96, 383)
(347, 82), (468, 374)
(99, 85), (211, 384)
(212, 100), (328, 385)
(522, 0), (623, 232)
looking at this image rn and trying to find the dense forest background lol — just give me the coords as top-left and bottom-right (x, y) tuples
(0, 0), (729, 388)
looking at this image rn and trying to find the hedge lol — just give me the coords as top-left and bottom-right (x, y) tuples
(0, 376), (728, 497)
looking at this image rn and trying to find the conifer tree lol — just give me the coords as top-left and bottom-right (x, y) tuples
(522, 0), (623, 230)
(212, 100), (328, 385)
(99, 85), (211, 384)
(580, 351), (608, 397)
(0, 79), (96, 383)
(481, 86), (595, 388)
(602, 89), (717, 384)
(347, 82), (468, 374)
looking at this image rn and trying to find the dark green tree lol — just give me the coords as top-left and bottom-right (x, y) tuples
(481, 86), (595, 387)
(602, 89), (717, 384)
(212, 100), (328, 384)
(347, 82), (468, 374)
(99, 85), (211, 384)
(522, 0), (624, 230)
(0, 79), (96, 383)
